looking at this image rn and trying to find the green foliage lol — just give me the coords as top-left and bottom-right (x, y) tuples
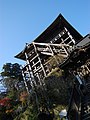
(0, 58), (72, 120)
(45, 73), (68, 105)
(7, 89), (17, 100)
(47, 68), (62, 77)
(53, 105), (66, 120)
(1, 63), (22, 79)
(14, 105), (38, 120)
(0, 63), (23, 91)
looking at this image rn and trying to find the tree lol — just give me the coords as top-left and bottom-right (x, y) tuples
(0, 63), (23, 92)
(45, 69), (69, 105)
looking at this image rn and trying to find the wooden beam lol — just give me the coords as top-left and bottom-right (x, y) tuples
(30, 54), (38, 62)
(33, 42), (71, 47)
(32, 61), (40, 68)
(40, 52), (53, 56)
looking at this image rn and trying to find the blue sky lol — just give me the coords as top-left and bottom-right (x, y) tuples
(0, 0), (90, 72)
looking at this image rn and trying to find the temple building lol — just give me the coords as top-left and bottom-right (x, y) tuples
(15, 14), (83, 92)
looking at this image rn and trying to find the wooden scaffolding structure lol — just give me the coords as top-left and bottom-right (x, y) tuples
(15, 14), (83, 94)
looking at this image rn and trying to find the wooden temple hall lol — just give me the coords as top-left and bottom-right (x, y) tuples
(15, 14), (83, 92)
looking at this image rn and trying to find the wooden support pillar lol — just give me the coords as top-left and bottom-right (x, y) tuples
(21, 67), (29, 94)
(67, 30), (75, 45)
(48, 44), (59, 65)
(33, 42), (47, 77)
(62, 46), (69, 56)
(25, 52), (40, 111)
(25, 66), (33, 88)
(25, 52), (36, 86)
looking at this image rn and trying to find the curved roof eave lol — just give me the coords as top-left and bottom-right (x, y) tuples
(14, 45), (27, 60)
(15, 14), (83, 60)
